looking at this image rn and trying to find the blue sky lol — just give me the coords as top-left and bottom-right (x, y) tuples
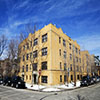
(0, 0), (100, 57)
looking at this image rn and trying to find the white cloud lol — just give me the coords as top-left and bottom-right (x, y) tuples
(74, 34), (100, 56)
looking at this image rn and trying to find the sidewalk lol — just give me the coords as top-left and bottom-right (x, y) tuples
(26, 81), (81, 92)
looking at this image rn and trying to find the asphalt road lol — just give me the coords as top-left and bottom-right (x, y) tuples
(0, 83), (100, 100)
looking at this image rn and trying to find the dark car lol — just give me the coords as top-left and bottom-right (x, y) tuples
(0, 78), (3, 85)
(11, 76), (26, 89)
(91, 76), (97, 83)
(3, 77), (12, 86)
(81, 76), (91, 86)
(96, 76), (100, 82)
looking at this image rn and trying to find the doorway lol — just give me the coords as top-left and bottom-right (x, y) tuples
(34, 74), (37, 84)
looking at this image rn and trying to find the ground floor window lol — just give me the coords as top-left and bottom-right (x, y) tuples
(26, 75), (28, 80)
(41, 76), (48, 83)
(60, 75), (62, 82)
(64, 75), (67, 82)
(30, 75), (31, 80)
(71, 75), (73, 81)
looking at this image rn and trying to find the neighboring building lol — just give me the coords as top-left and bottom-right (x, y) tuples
(81, 51), (91, 76)
(18, 23), (91, 86)
(94, 56), (100, 75)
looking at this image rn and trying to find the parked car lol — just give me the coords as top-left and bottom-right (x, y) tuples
(96, 76), (100, 82)
(11, 76), (26, 89)
(0, 78), (3, 85)
(81, 76), (91, 86)
(91, 76), (97, 83)
(3, 76), (12, 86)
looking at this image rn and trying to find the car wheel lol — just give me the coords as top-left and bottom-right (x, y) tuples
(87, 83), (89, 86)
(16, 84), (19, 88)
(3, 83), (5, 86)
(6, 83), (8, 86)
(11, 83), (14, 87)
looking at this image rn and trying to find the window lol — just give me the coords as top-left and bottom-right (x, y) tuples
(30, 41), (32, 47)
(33, 63), (37, 71)
(59, 37), (61, 43)
(30, 52), (32, 59)
(63, 39), (66, 46)
(70, 64), (72, 71)
(34, 38), (38, 46)
(59, 49), (61, 56)
(64, 75), (67, 82)
(77, 75), (79, 80)
(26, 75), (28, 80)
(42, 61), (47, 70)
(71, 75), (73, 81)
(30, 75), (31, 80)
(42, 33), (47, 43)
(23, 55), (25, 61)
(22, 66), (24, 72)
(30, 64), (32, 71)
(27, 43), (29, 49)
(33, 50), (37, 58)
(60, 62), (62, 70)
(26, 54), (29, 60)
(76, 57), (78, 62)
(64, 51), (66, 58)
(26, 65), (28, 72)
(42, 47), (47, 56)
(70, 54), (72, 60)
(76, 47), (78, 53)
(60, 75), (62, 82)
(64, 63), (67, 71)
(77, 66), (79, 71)
(41, 76), (48, 83)
(23, 45), (25, 50)
(69, 43), (71, 49)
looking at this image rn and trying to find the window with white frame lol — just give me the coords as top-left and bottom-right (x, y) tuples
(42, 47), (47, 56)
(34, 38), (38, 46)
(42, 33), (47, 43)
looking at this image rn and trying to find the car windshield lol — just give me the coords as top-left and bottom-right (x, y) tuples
(13, 76), (22, 81)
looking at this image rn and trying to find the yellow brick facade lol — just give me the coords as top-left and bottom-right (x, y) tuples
(81, 51), (91, 76)
(18, 23), (91, 86)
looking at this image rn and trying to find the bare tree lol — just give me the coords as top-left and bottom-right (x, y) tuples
(6, 39), (20, 76)
(0, 34), (7, 58)
(25, 23), (36, 34)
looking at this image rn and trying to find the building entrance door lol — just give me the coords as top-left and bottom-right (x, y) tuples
(34, 74), (37, 84)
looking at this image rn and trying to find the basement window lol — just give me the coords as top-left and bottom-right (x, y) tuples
(41, 76), (48, 83)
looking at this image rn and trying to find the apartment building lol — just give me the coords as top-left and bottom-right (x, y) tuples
(18, 23), (83, 85)
(81, 51), (91, 76)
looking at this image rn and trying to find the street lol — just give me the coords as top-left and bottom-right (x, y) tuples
(0, 83), (100, 100)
